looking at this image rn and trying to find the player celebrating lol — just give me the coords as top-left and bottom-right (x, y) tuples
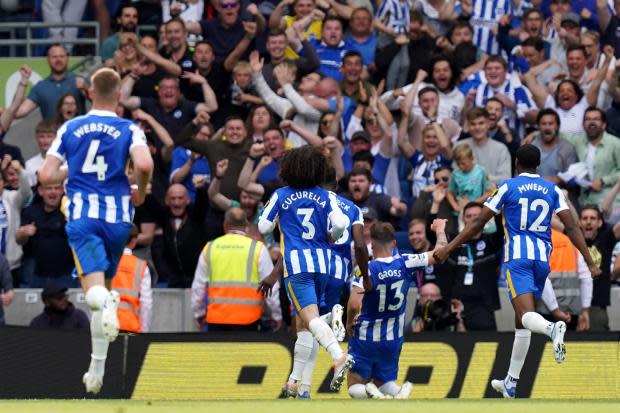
(38, 68), (153, 394)
(288, 166), (369, 399)
(433, 144), (600, 399)
(258, 146), (361, 392)
(346, 220), (447, 399)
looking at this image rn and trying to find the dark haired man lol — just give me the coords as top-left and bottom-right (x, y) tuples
(434, 144), (600, 399)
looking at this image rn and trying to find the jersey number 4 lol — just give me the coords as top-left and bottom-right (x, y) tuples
(518, 198), (549, 232)
(82, 140), (108, 181)
(377, 280), (404, 312)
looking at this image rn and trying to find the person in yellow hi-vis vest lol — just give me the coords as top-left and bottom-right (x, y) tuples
(191, 207), (282, 331)
(111, 225), (152, 333)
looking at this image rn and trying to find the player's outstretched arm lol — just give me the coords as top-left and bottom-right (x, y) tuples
(557, 209), (602, 279)
(433, 206), (495, 263)
(351, 223), (371, 292)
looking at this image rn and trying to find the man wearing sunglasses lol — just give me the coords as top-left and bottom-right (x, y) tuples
(186, 1), (265, 66)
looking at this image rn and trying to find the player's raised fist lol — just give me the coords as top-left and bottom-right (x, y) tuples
(430, 218), (447, 233)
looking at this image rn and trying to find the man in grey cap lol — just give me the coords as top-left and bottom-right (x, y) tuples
(549, 11), (583, 69)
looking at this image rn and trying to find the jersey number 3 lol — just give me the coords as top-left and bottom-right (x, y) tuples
(518, 198), (549, 232)
(82, 140), (109, 181)
(297, 208), (316, 240)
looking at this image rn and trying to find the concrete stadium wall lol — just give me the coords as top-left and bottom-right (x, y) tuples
(5, 287), (620, 332)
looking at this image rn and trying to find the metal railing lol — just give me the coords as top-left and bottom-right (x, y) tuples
(0, 21), (100, 57)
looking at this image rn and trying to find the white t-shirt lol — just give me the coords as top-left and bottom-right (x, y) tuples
(544, 95), (587, 136)
(25, 154), (44, 187)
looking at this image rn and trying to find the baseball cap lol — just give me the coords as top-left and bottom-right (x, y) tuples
(351, 131), (371, 143)
(41, 282), (68, 301)
(561, 12), (581, 26)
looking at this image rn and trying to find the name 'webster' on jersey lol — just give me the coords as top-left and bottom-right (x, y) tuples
(351, 253), (428, 342)
(484, 173), (568, 262)
(259, 186), (345, 277)
(47, 109), (147, 224)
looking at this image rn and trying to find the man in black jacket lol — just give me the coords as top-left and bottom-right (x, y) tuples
(30, 283), (89, 330)
(153, 183), (208, 288)
(437, 202), (503, 331)
(375, 10), (438, 89)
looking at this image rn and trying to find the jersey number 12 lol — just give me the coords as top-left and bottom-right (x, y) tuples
(518, 198), (549, 232)
(82, 140), (109, 181)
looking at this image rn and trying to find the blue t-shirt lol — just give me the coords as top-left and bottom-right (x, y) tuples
(346, 32), (378, 67)
(28, 72), (82, 120)
(484, 172), (569, 262)
(351, 253), (428, 342)
(257, 157), (280, 184)
(304, 39), (355, 81)
(260, 186), (343, 276)
(47, 109), (147, 224)
(170, 147), (210, 202)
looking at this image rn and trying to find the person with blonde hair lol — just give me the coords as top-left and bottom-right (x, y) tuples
(38, 67), (153, 395)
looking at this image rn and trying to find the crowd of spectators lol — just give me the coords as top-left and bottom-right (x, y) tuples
(1, 0), (620, 332)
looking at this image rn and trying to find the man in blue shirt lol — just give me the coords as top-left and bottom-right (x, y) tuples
(15, 44), (86, 120)
(304, 16), (355, 81)
(38, 68), (153, 395)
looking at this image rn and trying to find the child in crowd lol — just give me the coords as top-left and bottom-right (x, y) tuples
(446, 143), (494, 213)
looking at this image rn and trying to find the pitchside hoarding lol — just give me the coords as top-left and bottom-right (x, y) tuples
(0, 327), (618, 399)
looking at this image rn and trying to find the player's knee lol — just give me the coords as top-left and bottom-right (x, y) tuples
(348, 383), (368, 399)
(85, 285), (109, 310)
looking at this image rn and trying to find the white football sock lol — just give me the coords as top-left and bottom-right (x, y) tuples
(85, 285), (109, 311)
(308, 318), (342, 362)
(379, 381), (401, 397)
(299, 338), (319, 394)
(348, 384), (369, 399)
(89, 310), (109, 377)
(289, 331), (313, 383)
(506, 328), (531, 382)
(521, 312), (554, 338)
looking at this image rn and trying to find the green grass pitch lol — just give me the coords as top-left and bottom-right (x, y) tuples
(1, 400), (619, 413)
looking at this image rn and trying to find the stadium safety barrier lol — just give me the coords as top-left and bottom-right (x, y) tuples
(0, 326), (618, 400)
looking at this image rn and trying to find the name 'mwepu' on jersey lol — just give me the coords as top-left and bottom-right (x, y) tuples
(485, 173), (568, 262)
(329, 195), (363, 281)
(351, 253), (428, 342)
(47, 109), (147, 224)
(261, 186), (342, 276)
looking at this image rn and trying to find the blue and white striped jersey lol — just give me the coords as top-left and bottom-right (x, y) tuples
(376, 0), (410, 35)
(48, 109), (147, 224)
(485, 173), (569, 263)
(329, 195), (363, 281)
(351, 253), (428, 342)
(470, 0), (511, 55)
(473, 76), (535, 137)
(259, 186), (344, 277)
